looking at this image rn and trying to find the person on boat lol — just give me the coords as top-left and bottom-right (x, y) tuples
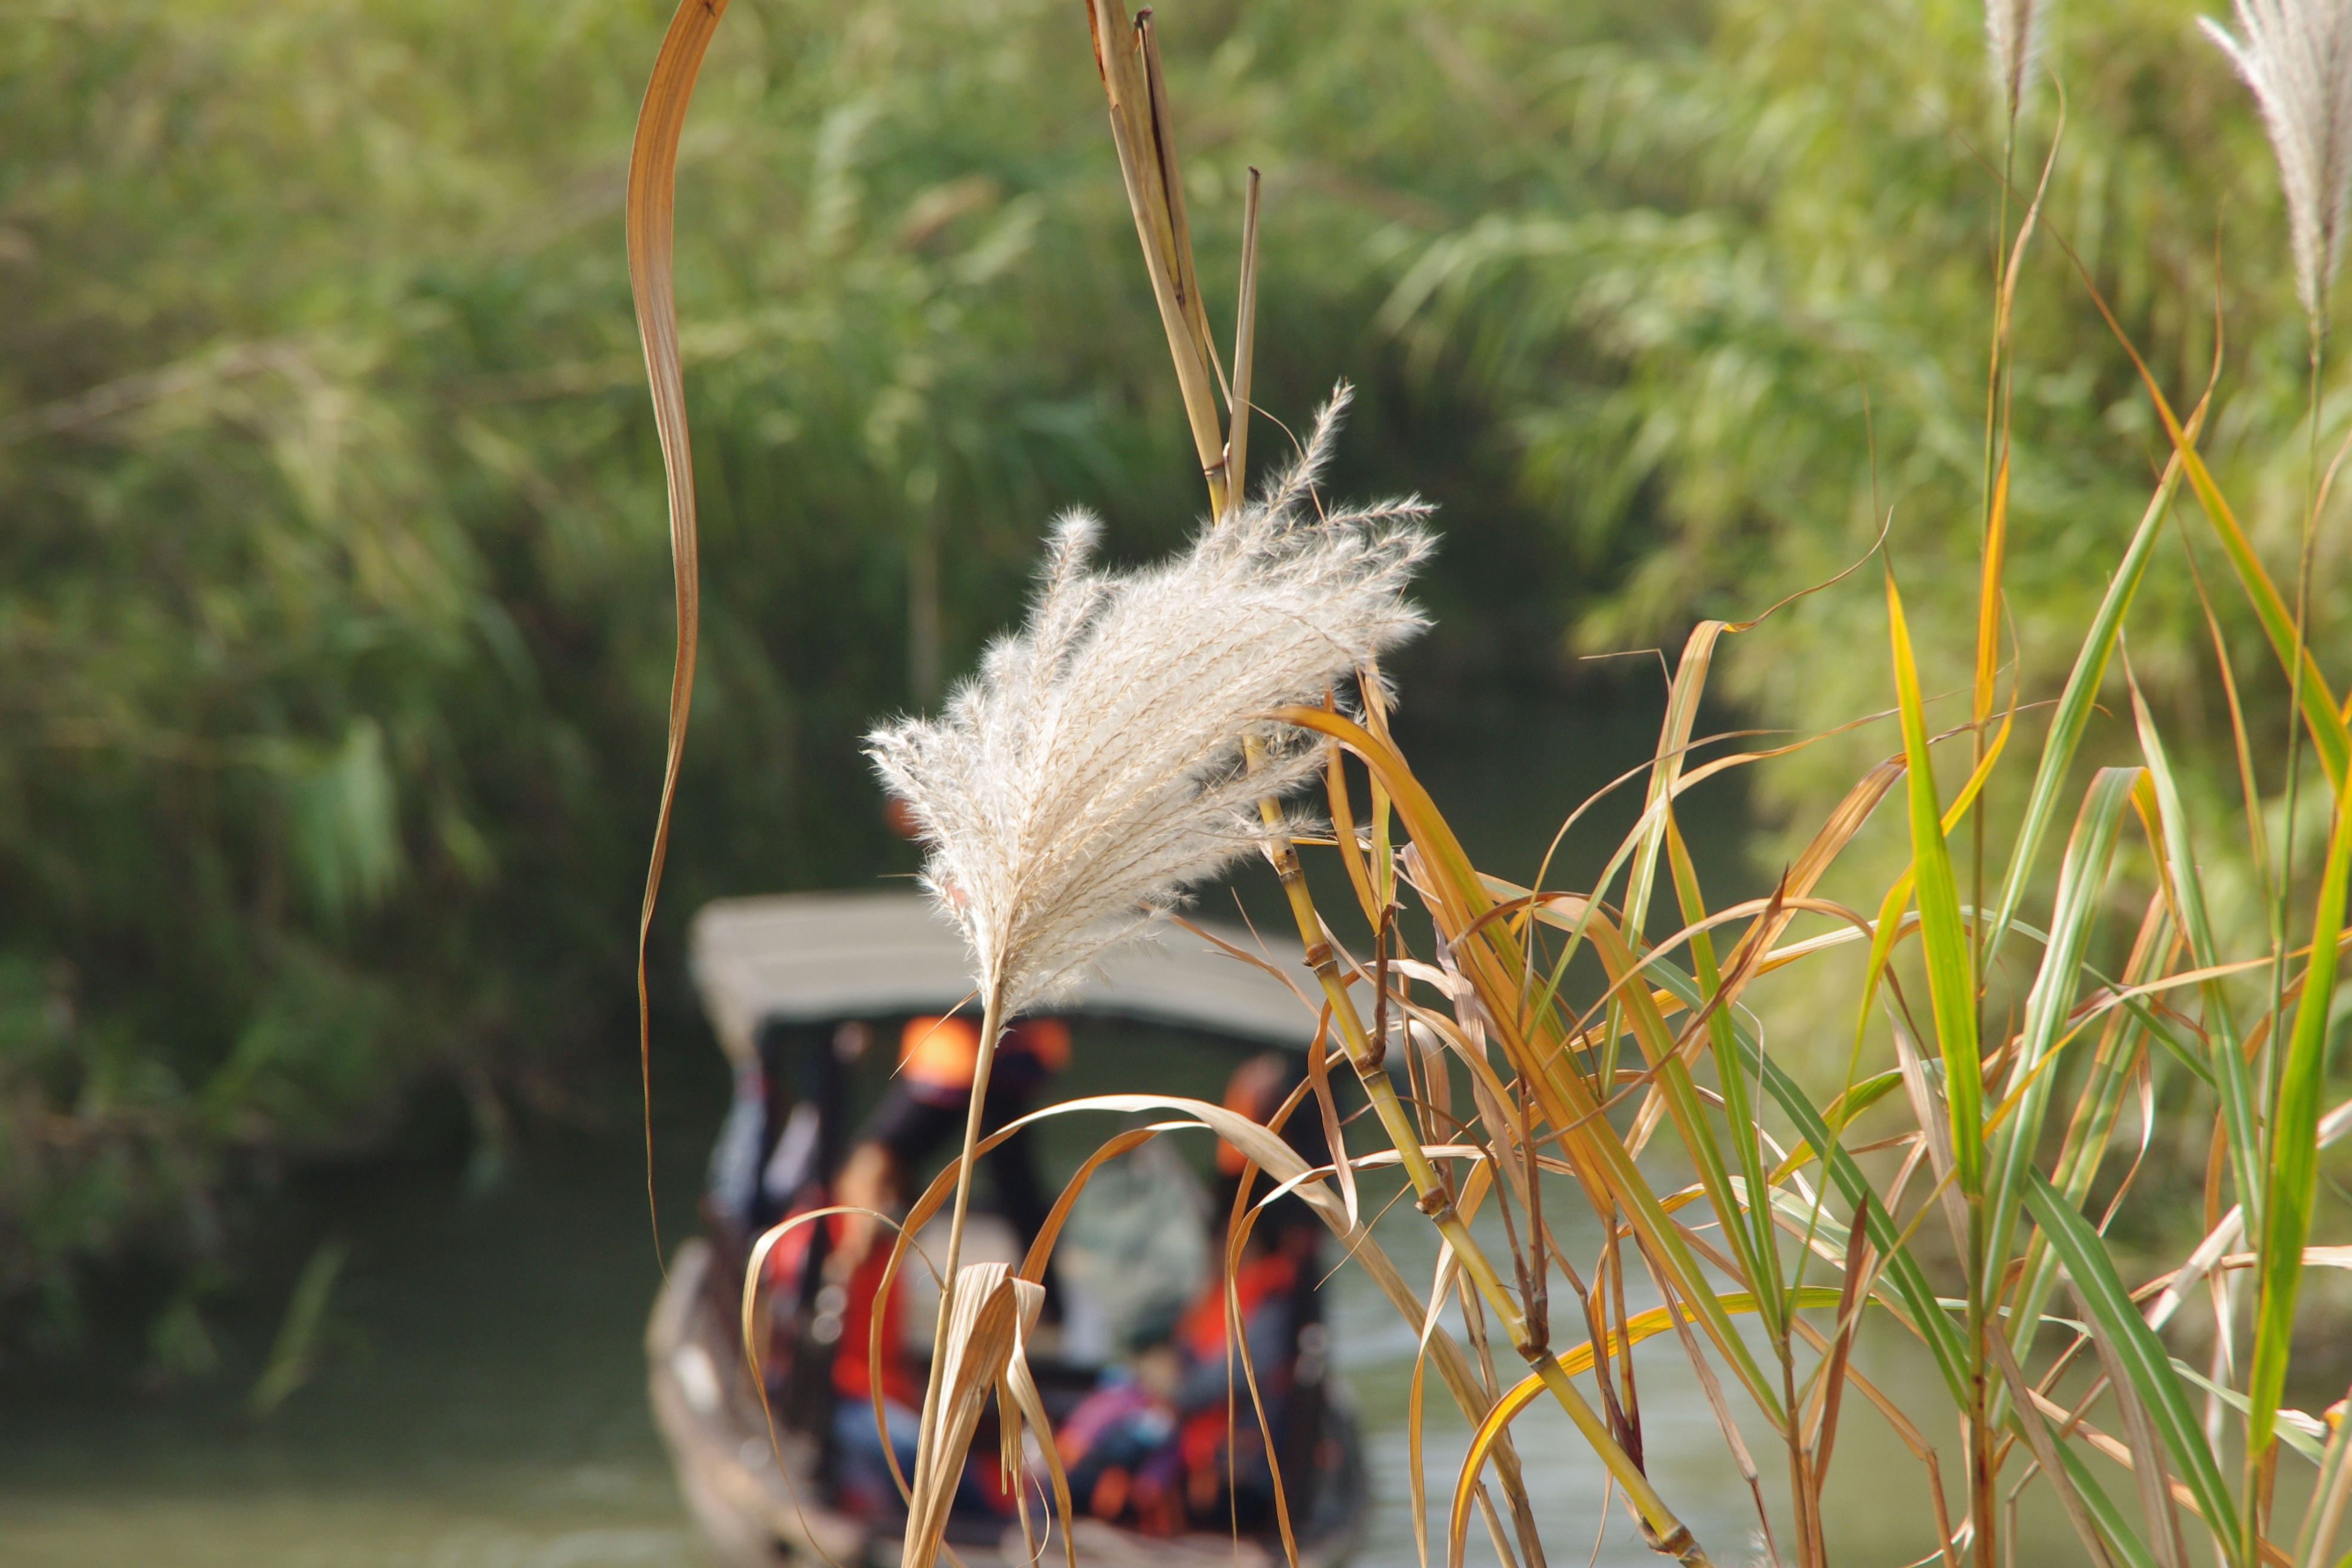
(716, 1009), (1070, 1521)
(821, 1009), (1071, 1517)
(831, 1010), (1069, 1305)
(1051, 1052), (1331, 1538)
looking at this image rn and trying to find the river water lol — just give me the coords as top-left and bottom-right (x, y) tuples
(0, 1131), (1998, 1568)
(0, 686), (2059, 1566)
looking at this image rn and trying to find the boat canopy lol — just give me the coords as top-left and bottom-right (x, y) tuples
(689, 890), (1319, 1065)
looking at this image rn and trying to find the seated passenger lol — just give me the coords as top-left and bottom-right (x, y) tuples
(1053, 1054), (1330, 1537)
(831, 1012), (1070, 1316)
(746, 1012), (1071, 1522)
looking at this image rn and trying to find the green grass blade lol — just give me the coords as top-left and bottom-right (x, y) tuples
(2023, 1169), (2243, 1557)
(1665, 817), (1787, 1336)
(1646, 955), (1974, 1406)
(2129, 681), (2262, 1230)
(2060, 264), (2347, 787)
(2163, 1359), (2328, 1465)
(1853, 711), (2012, 1061)
(1986, 766), (2139, 1279)
(1888, 570), (1984, 1199)
(2176, 449), (2350, 792)
(1584, 916), (1788, 1422)
(1986, 459), (2180, 965)
(2247, 760), (2352, 1484)
(2052, 1435), (2164, 1568)
(2003, 896), (2175, 1358)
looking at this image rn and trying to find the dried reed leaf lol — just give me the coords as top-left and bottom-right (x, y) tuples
(904, 1263), (1043, 1568)
(1281, 703), (1783, 1421)
(1984, 1325), (2128, 1568)
(1082, 0), (1229, 510)
(1000, 1313), (1078, 1568)
(940, 1094), (1554, 1545)
(626, 0), (728, 1255)
(1621, 622), (1731, 967)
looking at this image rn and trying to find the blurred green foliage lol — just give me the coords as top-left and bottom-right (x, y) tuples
(1380, 0), (2340, 895)
(0, 0), (1640, 1345)
(1, 0), (2335, 1354)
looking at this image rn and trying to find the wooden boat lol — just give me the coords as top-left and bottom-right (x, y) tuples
(648, 890), (1370, 1568)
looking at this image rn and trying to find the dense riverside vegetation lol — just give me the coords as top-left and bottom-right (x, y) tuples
(1388, 0), (2326, 826)
(0, 0), (1621, 1355)
(2, 0), (2341, 1383)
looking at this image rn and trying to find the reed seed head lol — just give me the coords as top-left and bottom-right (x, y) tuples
(1986, 0), (2049, 120)
(868, 388), (1432, 1019)
(2203, 0), (2352, 323)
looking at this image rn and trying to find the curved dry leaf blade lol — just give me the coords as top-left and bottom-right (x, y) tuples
(1983, 1326), (2127, 1568)
(1276, 710), (1735, 1306)
(738, 1203), (904, 1568)
(627, 0), (729, 1255)
(1001, 1341), (1077, 1568)
(999, 1096), (1552, 1532)
(1622, 621), (1732, 948)
(1018, 1125), (1161, 1284)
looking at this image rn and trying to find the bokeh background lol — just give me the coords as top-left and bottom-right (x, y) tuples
(2, 0), (2342, 1563)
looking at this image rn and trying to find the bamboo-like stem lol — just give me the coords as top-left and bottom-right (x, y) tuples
(1250, 785), (1712, 1565)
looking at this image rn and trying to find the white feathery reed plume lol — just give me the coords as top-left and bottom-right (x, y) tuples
(869, 384), (1433, 1024)
(1986, 0), (2050, 120)
(2203, 0), (2352, 324)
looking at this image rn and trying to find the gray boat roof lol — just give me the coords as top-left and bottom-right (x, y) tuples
(688, 890), (1319, 1065)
